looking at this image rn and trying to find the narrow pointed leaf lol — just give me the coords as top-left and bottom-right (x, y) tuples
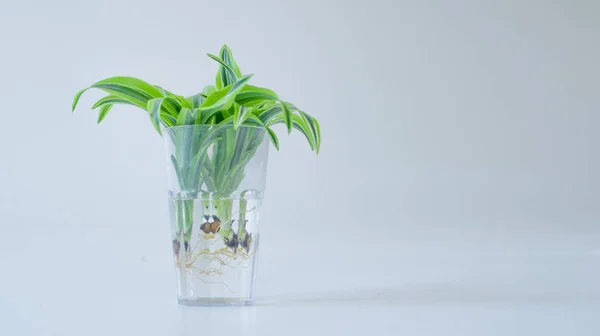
(92, 85), (150, 108)
(313, 116), (321, 153)
(200, 74), (254, 123)
(177, 107), (193, 126)
(150, 115), (161, 134)
(176, 108), (187, 126)
(186, 94), (205, 109)
(162, 97), (183, 116)
(243, 113), (265, 127)
(281, 101), (293, 133)
(161, 114), (176, 127)
(172, 95), (191, 109)
(218, 115), (234, 125)
(233, 105), (254, 130)
(215, 70), (223, 90)
(92, 95), (133, 109)
(201, 85), (216, 98)
(292, 116), (315, 151)
(72, 88), (87, 112)
(258, 105), (282, 125)
(299, 110), (321, 154)
(207, 53), (237, 86)
(266, 127), (279, 150)
(235, 85), (278, 106)
(233, 105), (241, 130)
(170, 155), (185, 190)
(267, 114), (316, 150)
(84, 77), (163, 109)
(222, 105), (234, 119)
(229, 127), (248, 168)
(193, 108), (202, 124)
(94, 84), (153, 108)
(92, 76), (163, 100)
(97, 104), (113, 124)
(153, 85), (172, 96)
(94, 76), (164, 97)
(220, 45), (242, 77)
(147, 98), (164, 135)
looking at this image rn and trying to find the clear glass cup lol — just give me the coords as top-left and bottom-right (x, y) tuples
(163, 125), (269, 306)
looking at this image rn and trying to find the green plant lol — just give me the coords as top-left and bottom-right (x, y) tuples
(72, 44), (321, 249)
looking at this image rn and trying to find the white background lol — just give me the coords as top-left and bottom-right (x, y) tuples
(0, 0), (599, 335)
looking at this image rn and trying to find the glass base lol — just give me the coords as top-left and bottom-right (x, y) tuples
(178, 297), (254, 307)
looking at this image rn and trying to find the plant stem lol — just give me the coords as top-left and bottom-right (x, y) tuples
(174, 197), (194, 249)
(215, 198), (234, 240)
(183, 199), (194, 242)
(237, 197), (248, 242)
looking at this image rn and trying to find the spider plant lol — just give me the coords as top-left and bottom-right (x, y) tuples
(72, 45), (321, 250)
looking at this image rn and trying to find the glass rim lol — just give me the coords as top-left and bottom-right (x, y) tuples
(163, 124), (265, 132)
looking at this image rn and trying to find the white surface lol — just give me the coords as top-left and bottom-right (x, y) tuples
(1, 0), (599, 334)
(1, 236), (600, 335)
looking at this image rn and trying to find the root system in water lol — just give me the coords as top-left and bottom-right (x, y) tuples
(176, 244), (256, 293)
(170, 196), (260, 296)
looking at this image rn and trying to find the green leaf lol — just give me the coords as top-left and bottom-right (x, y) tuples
(232, 105), (241, 129)
(255, 100), (278, 110)
(233, 106), (253, 130)
(91, 95), (133, 109)
(313, 116), (321, 154)
(161, 114), (176, 127)
(79, 76), (164, 110)
(147, 98), (165, 135)
(222, 104), (234, 119)
(281, 102), (293, 133)
(145, 96), (181, 123)
(220, 45), (242, 77)
(170, 155), (185, 190)
(215, 70), (223, 91)
(292, 115), (315, 151)
(94, 76), (163, 98)
(243, 113), (265, 127)
(218, 115), (234, 126)
(235, 85), (278, 106)
(202, 85), (216, 97)
(207, 53), (237, 87)
(229, 127), (249, 169)
(266, 127), (279, 150)
(189, 134), (220, 179)
(224, 127), (236, 164)
(258, 105), (283, 125)
(189, 109), (208, 180)
(97, 104), (113, 124)
(199, 74), (254, 123)
(172, 95), (191, 109)
(299, 110), (321, 154)
(177, 107), (193, 126)
(72, 88), (87, 112)
(96, 76), (165, 97)
(162, 97), (183, 116)
(186, 94), (205, 109)
(174, 128), (190, 172)
(95, 85), (151, 108)
(176, 108), (187, 126)
(153, 85), (172, 96)
(193, 108), (202, 124)
(267, 114), (316, 151)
